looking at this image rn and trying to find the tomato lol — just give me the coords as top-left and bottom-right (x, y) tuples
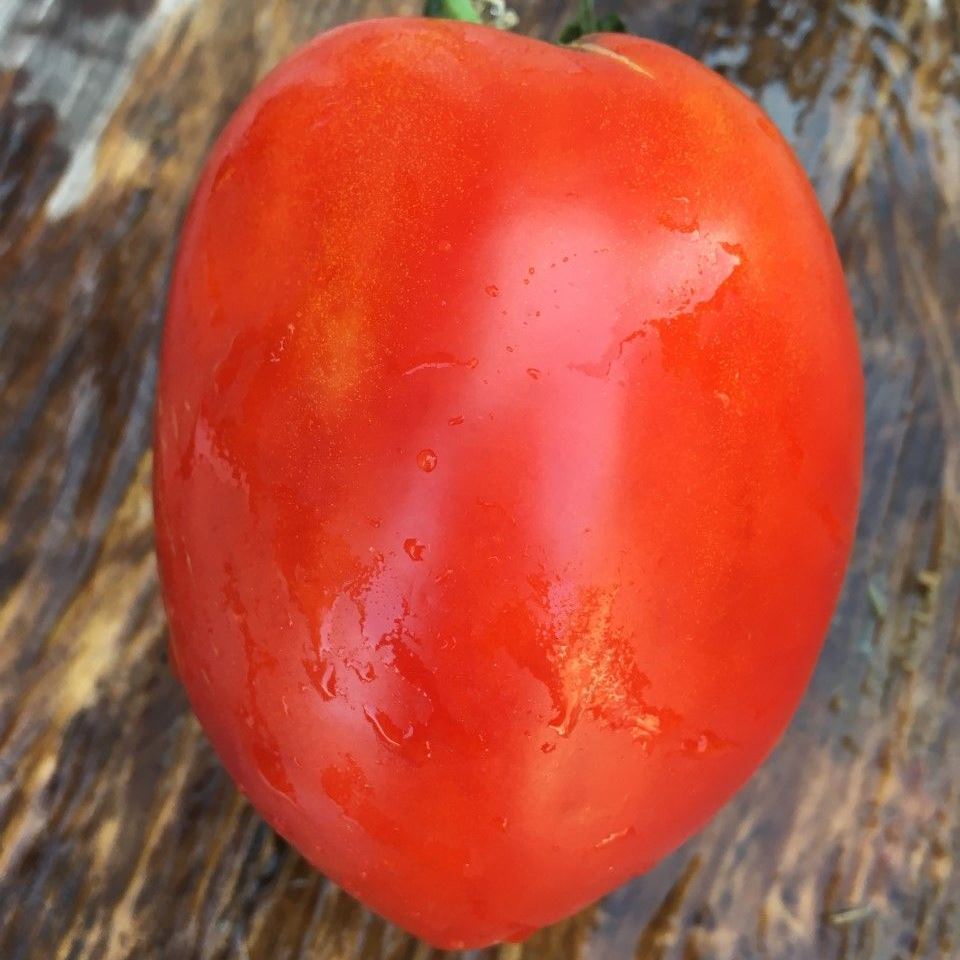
(154, 17), (863, 949)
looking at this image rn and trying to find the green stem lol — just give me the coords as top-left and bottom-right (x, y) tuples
(559, 0), (626, 44)
(577, 0), (597, 33)
(423, 0), (483, 24)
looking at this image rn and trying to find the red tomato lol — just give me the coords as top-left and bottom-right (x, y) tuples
(154, 17), (862, 949)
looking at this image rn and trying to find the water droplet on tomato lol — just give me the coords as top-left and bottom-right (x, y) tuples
(526, 368), (541, 380)
(404, 353), (478, 375)
(363, 706), (400, 746)
(485, 284), (499, 297)
(448, 414), (464, 426)
(417, 449), (438, 472)
(404, 538), (427, 561)
(541, 742), (556, 754)
(594, 825), (636, 850)
(304, 658), (337, 700)
(549, 700), (581, 737)
(681, 730), (727, 755)
(659, 196), (699, 234)
(256, 762), (297, 803)
(363, 706), (431, 764)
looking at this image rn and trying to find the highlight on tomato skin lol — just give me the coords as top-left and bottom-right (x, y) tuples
(153, 15), (863, 950)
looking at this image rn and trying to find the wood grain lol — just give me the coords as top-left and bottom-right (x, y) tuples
(0, 1), (957, 958)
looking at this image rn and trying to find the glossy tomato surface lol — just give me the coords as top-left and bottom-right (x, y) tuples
(154, 18), (863, 949)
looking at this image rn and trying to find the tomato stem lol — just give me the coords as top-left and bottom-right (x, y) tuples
(423, 0), (483, 24)
(423, 0), (627, 42)
(578, 0), (598, 32)
(558, 0), (626, 44)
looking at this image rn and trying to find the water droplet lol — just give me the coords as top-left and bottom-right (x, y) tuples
(549, 700), (581, 737)
(681, 730), (727, 755)
(659, 196), (699, 234)
(448, 414), (464, 426)
(526, 368), (541, 380)
(364, 706), (404, 747)
(404, 353), (478, 375)
(594, 825), (637, 850)
(485, 284), (500, 297)
(363, 707), (431, 764)
(528, 266), (535, 275)
(540, 742), (556, 754)
(367, 516), (382, 528)
(404, 538), (427, 561)
(304, 658), (337, 700)
(417, 449), (438, 472)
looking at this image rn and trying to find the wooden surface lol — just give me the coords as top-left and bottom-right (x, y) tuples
(1, 0), (958, 957)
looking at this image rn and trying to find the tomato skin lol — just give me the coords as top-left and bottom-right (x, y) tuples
(154, 18), (862, 949)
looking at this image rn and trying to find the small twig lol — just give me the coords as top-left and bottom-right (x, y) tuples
(828, 903), (876, 927)
(867, 577), (888, 620)
(916, 568), (941, 594)
(423, 0), (482, 24)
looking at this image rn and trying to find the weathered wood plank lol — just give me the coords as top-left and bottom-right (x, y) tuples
(0, 1), (957, 958)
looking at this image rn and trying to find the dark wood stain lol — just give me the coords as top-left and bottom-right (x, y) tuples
(0, 0), (957, 958)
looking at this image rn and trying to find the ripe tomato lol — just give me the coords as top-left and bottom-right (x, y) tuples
(154, 17), (862, 949)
